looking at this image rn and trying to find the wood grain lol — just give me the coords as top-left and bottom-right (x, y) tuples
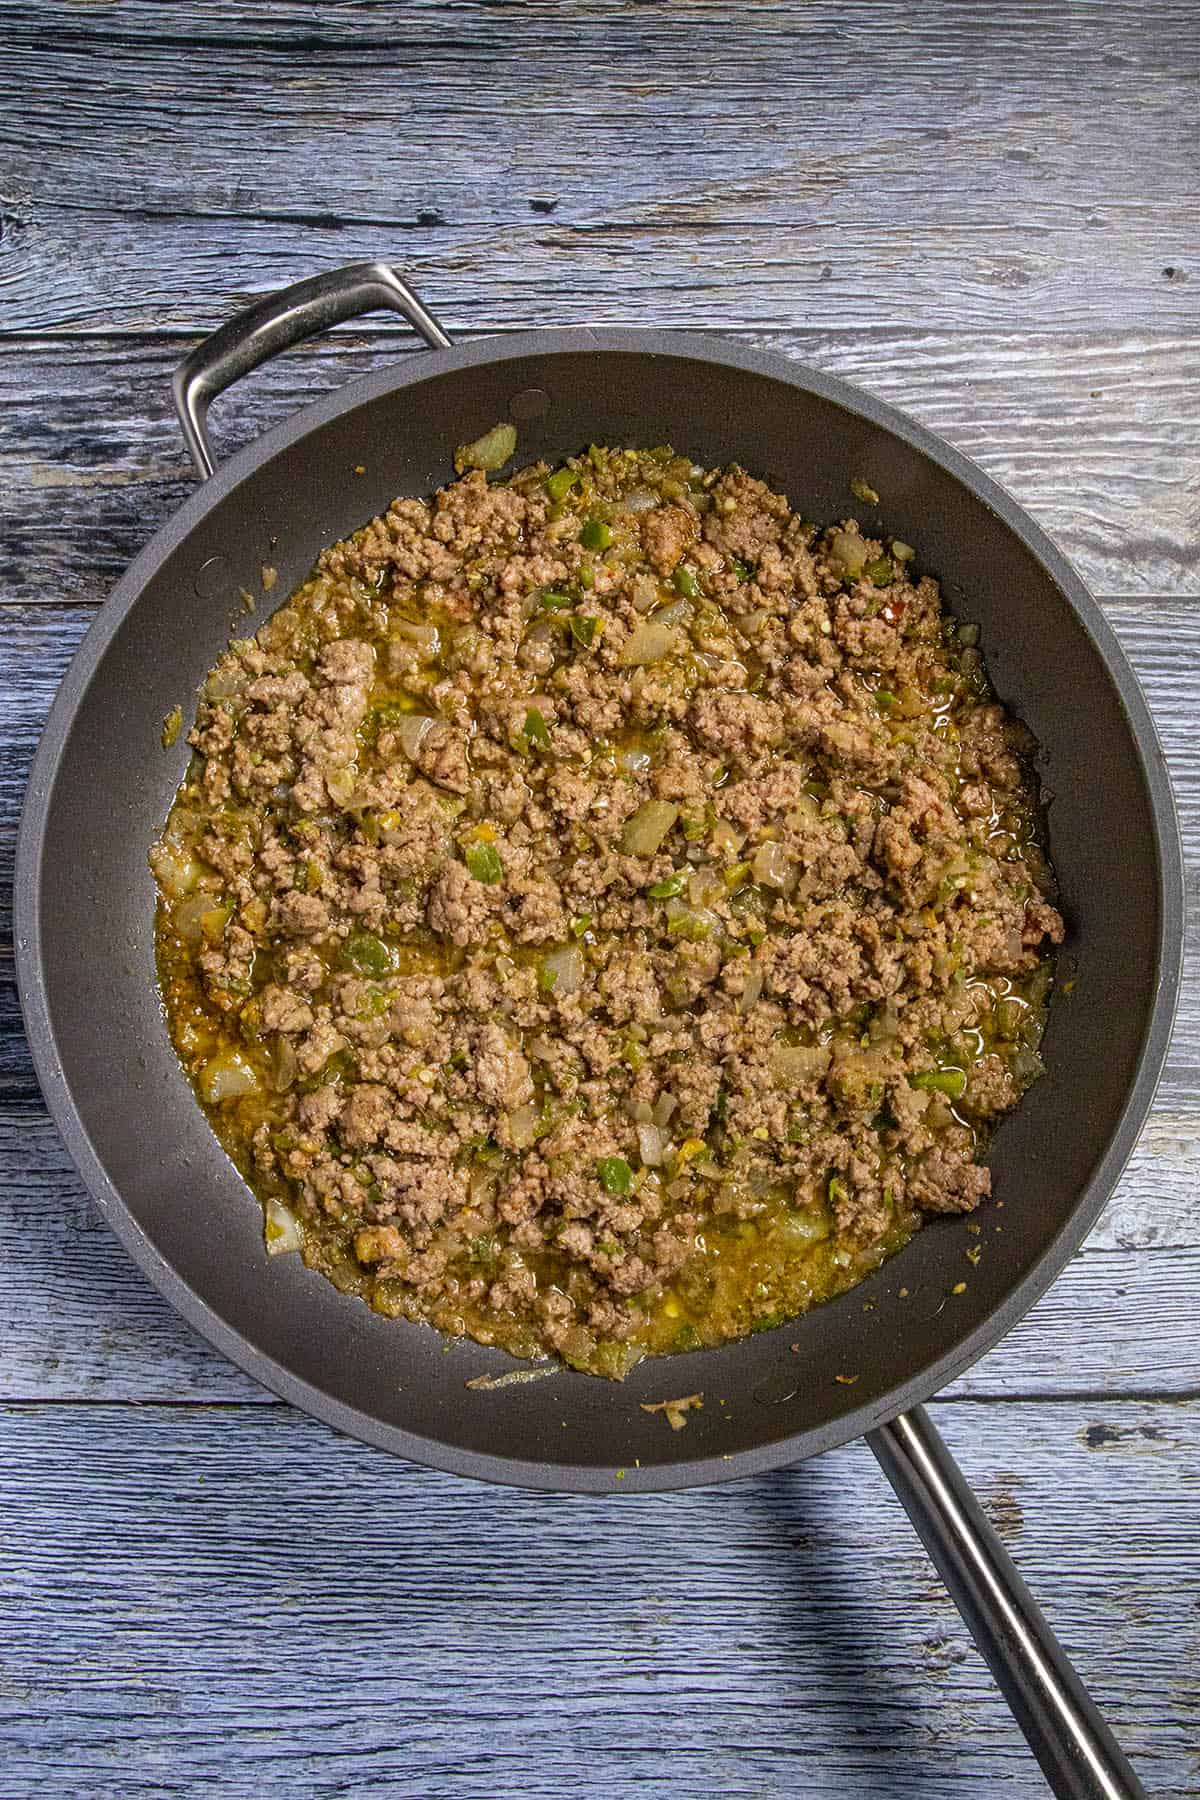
(1, 2), (1197, 337)
(0, 1398), (1195, 1800)
(1, 331), (1197, 600)
(2, 1099), (1198, 1407)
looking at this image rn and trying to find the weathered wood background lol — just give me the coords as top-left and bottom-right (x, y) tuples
(1, 4), (1197, 1796)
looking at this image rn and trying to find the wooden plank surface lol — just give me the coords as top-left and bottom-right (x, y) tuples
(1, 2), (1197, 336)
(0, 1399), (1196, 1800)
(1, 331), (1197, 601)
(1, 2), (1198, 1795)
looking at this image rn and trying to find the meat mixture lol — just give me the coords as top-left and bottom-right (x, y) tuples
(152, 443), (1062, 1379)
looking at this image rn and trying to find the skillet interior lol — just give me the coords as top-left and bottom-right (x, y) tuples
(17, 333), (1179, 1489)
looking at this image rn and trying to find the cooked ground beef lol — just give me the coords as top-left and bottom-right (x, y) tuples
(152, 445), (1062, 1379)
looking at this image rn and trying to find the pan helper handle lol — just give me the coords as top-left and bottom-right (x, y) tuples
(171, 262), (453, 479)
(870, 1407), (1146, 1800)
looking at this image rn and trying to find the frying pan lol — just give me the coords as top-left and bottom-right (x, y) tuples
(15, 264), (1182, 1798)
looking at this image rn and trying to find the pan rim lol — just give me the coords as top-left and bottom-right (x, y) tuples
(14, 327), (1186, 1492)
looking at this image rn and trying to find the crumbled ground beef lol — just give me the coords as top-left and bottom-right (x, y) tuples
(153, 446), (1061, 1379)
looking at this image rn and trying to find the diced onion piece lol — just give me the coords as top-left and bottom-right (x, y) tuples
(630, 1098), (654, 1124)
(527, 1035), (557, 1062)
(391, 619), (441, 658)
(151, 844), (201, 900)
(785, 794), (820, 826)
(752, 840), (796, 891)
(664, 897), (720, 940)
(455, 421), (517, 472)
(687, 867), (724, 909)
(613, 488), (658, 515)
(621, 800), (679, 856)
(325, 765), (357, 806)
(771, 1043), (832, 1085)
(782, 1207), (831, 1247)
(264, 1197), (303, 1256)
(200, 906), (231, 947)
(200, 1050), (262, 1103)
(507, 1102), (540, 1149)
(471, 1175), (500, 1216)
(203, 668), (247, 700)
(652, 1091), (678, 1128)
(618, 619), (680, 666)
(711, 818), (745, 856)
(630, 574), (660, 612)
(271, 1038), (298, 1094)
(653, 597), (691, 628)
(172, 892), (220, 943)
(637, 1121), (666, 1166)
(828, 529), (868, 578)
(390, 713), (437, 760)
(539, 942), (584, 997)
(738, 965), (764, 1013)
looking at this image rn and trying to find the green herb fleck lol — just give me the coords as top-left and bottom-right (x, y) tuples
(911, 1067), (968, 1099)
(597, 1156), (633, 1195)
(464, 841), (504, 884)
(161, 705), (182, 749)
(569, 913), (592, 938)
(850, 476), (880, 504)
(539, 589), (573, 611)
(339, 932), (396, 978)
(672, 565), (699, 597)
(545, 466), (580, 503)
(580, 517), (613, 551)
(523, 707), (551, 748)
(648, 872), (686, 898)
(465, 1133), (502, 1157)
(569, 614), (599, 649)
(866, 556), (894, 586)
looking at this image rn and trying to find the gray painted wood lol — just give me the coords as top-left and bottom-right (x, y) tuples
(1, 2), (1197, 337)
(1, 3), (1197, 1794)
(1, 332), (1198, 601)
(0, 1400), (1196, 1800)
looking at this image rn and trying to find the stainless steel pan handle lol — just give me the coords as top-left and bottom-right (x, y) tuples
(870, 1408), (1145, 1798)
(171, 261), (454, 479)
(173, 266), (1145, 1797)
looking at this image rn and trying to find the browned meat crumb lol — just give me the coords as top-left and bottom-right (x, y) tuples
(152, 446), (1060, 1380)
